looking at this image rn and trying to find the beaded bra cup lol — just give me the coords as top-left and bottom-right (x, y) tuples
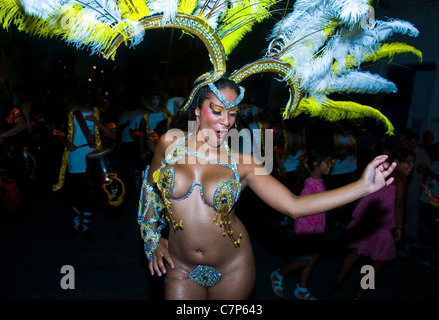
(153, 133), (243, 246)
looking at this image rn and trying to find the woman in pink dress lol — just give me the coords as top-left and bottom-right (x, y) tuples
(332, 147), (415, 299)
(270, 148), (333, 300)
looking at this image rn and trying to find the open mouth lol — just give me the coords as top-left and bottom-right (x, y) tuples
(216, 131), (227, 139)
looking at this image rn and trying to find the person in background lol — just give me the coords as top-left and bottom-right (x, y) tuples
(417, 143), (439, 250)
(331, 148), (415, 299)
(152, 96), (186, 136)
(138, 91), (173, 165)
(53, 86), (116, 239)
(421, 129), (435, 150)
(405, 131), (431, 249)
(117, 95), (146, 189)
(324, 124), (358, 228)
(270, 148), (333, 300)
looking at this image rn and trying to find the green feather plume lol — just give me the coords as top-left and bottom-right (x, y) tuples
(178, 0), (198, 15)
(218, 0), (276, 57)
(290, 97), (395, 135)
(364, 42), (423, 63)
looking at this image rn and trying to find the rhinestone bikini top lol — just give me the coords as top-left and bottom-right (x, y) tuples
(153, 133), (243, 246)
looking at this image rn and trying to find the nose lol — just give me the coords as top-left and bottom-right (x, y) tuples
(219, 113), (232, 128)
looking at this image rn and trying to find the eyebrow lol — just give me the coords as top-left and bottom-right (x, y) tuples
(210, 102), (238, 112)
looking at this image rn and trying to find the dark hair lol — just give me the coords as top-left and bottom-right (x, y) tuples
(388, 147), (415, 164)
(68, 86), (102, 109)
(407, 131), (420, 142)
(307, 147), (333, 171)
(292, 147), (332, 193)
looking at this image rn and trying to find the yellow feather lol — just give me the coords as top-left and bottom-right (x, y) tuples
(118, 0), (149, 20)
(332, 42), (422, 74)
(220, 0), (276, 58)
(364, 42), (423, 63)
(322, 19), (339, 36)
(178, 0), (198, 15)
(335, 42), (423, 72)
(290, 97), (394, 135)
(0, 0), (26, 30)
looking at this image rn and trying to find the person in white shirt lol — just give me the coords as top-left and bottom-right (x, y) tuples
(53, 87), (116, 239)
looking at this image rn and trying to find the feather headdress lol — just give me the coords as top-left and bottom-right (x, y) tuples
(0, 0), (422, 134)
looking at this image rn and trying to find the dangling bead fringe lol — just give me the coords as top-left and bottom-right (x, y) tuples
(214, 211), (242, 247)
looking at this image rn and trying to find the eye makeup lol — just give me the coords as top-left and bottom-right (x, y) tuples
(209, 102), (238, 118)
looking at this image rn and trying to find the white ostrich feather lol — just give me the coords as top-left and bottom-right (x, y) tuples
(267, 6), (334, 66)
(267, 0), (370, 79)
(43, 1), (145, 54)
(374, 18), (419, 39)
(294, 51), (335, 91)
(325, 18), (419, 74)
(74, 0), (122, 24)
(328, 0), (370, 25)
(148, 0), (179, 23)
(290, 0), (369, 25)
(194, 0), (229, 30)
(315, 70), (397, 94)
(19, 0), (64, 19)
(267, 0), (419, 100)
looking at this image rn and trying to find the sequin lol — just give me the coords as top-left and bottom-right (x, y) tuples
(189, 265), (222, 287)
(154, 133), (242, 246)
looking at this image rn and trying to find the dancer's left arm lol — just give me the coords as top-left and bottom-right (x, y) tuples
(244, 155), (396, 219)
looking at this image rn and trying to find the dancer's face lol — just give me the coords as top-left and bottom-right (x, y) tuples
(395, 154), (415, 176)
(196, 87), (239, 147)
(314, 156), (333, 178)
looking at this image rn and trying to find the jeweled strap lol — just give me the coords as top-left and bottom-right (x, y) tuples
(208, 83), (245, 110)
(164, 264), (222, 288)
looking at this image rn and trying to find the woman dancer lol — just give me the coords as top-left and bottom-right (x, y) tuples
(138, 78), (396, 300)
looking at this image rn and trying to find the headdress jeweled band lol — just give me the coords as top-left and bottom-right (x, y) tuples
(208, 83), (245, 110)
